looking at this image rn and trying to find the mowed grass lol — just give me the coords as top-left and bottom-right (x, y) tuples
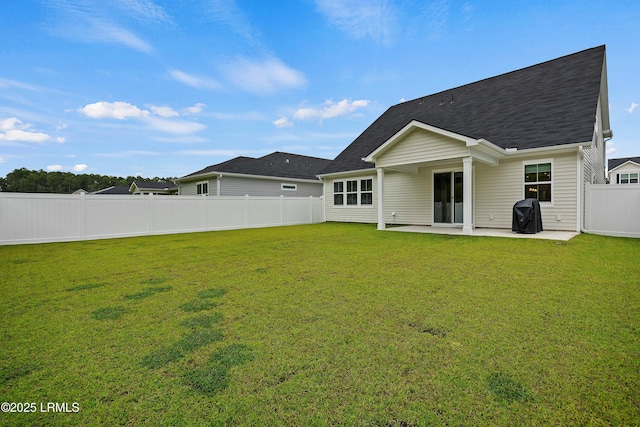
(0, 223), (639, 426)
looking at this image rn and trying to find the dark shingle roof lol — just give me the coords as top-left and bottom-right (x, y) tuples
(132, 180), (178, 190)
(608, 157), (640, 170)
(180, 152), (331, 181)
(91, 185), (131, 195)
(320, 46), (606, 175)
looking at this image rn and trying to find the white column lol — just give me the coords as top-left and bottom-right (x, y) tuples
(462, 157), (473, 234)
(377, 168), (385, 230)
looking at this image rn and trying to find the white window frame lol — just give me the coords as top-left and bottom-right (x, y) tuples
(196, 181), (209, 196)
(618, 172), (639, 184)
(281, 183), (297, 191)
(333, 177), (373, 207)
(523, 159), (553, 204)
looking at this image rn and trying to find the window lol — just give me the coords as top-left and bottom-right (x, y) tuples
(281, 183), (297, 191)
(524, 162), (552, 202)
(619, 173), (639, 184)
(333, 178), (373, 206)
(196, 181), (208, 196)
(333, 181), (344, 205)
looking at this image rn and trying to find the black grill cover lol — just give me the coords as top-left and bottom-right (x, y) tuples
(512, 198), (543, 234)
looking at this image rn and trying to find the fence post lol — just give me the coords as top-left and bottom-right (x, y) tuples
(280, 195), (285, 225)
(245, 195), (249, 227)
(148, 193), (154, 235)
(584, 182), (590, 233)
(81, 192), (87, 241)
(309, 196), (313, 224)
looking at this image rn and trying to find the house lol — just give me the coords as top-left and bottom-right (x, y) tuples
(317, 46), (611, 233)
(176, 152), (331, 197)
(129, 180), (178, 195)
(608, 157), (640, 184)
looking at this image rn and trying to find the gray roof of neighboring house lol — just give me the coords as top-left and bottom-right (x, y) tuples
(608, 157), (640, 170)
(132, 180), (178, 190)
(320, 46), (607, 175)
(180, 152), (332, 181)
(91, 185), (131, 194)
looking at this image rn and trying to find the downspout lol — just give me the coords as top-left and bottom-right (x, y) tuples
(578, 147), (586, 233)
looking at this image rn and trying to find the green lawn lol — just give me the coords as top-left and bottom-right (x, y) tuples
(1, 223), (639, 426)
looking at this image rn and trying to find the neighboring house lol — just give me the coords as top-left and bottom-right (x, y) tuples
(176, 152), (331, 197)
(91, 185), (132, 195)
(317, 46), (611, 233)
(608, 157), (640, 184)
(129, 180), (178, 195)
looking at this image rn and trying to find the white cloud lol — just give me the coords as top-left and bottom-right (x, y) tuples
(78, 101), (150, 120)
(606, 140), (617, 156)
(221, 57), (306, 95)
(73, 164), (88, 172)
(170, 69), (222, 90)
(0, 77), (38, 91)
(56, 136), (66, 143)
(293, 99), (369, 121)
(183, 103), (206, 115)
(273, 117), (293, 128)
(314, 0), (396, 45)
(0, 117), (51, 143)
(0, 156), (4, 163)
(44, 1), (154, 53)
(114, 0), (172, 24)
(78, 101), (206, 135)
(210, 111), (264, 121)
(150, 105), (179, 118)
(627, 102), (639, 114)
(206, 0), (255, 41)
(47, 165), (64, 172)
(145, 117), (206, 134)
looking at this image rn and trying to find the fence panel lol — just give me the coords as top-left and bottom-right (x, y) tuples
(585, 183), (640, 238)
(0, 193), (324, 245)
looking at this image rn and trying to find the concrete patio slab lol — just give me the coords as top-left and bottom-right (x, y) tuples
(386, 226), (579, 241)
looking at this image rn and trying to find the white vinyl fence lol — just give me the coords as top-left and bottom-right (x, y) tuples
(584, 183), (640, 238)
(0, 193), (324, 245)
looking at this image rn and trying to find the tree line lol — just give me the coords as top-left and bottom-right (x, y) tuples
(0, 168), (176, 194)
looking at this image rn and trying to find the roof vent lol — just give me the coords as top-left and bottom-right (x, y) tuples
(439, 99), (444, 106)
(286, 159), (289, 163)
(449, 95), (455, 104)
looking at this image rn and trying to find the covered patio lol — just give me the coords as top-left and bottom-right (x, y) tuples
(386, 225), (579, 241)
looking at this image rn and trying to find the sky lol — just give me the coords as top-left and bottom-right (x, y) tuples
(1, 0), (639, 179)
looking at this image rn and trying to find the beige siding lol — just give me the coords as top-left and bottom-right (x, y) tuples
(474, 153), (578, 231)
(382, 168), (432, 225)
(376, 128), (468, 168)
(324, 173), (378, 223)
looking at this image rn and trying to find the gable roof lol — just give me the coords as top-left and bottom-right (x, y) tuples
(179, 152), (332, 181)
(320, 46), (607, 175)
(608, 156), (640, 171)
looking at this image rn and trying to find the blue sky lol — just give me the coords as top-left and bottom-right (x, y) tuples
(1, 0), (638, 179)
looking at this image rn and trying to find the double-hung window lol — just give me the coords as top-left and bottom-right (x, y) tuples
(333, 178), (373, 206)
(524, 162), (552, 202)
(196, 181), (209, 196)
(618, 172), (639, 184)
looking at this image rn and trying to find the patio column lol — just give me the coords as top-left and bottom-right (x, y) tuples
(463, 157), (473, 234)
(377, 168), (385, 230)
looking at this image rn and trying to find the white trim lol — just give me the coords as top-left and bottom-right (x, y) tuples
(364, 120), (480, 162)
(178, 171), (322, 184)
(196, 181), (209, 196)
(522, 159), (554, 205)
(332, 176), (374, 208)
(317, 168), (376, 179)
(609, 160), (640, 173)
